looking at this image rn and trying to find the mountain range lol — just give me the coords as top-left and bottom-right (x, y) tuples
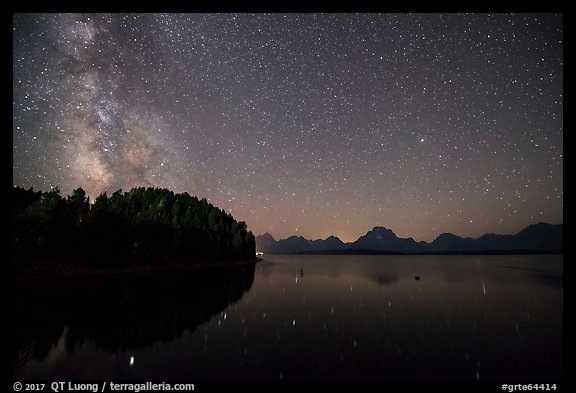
(255, 222), (563, 254)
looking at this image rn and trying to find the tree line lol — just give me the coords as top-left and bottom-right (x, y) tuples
(13, 186), (256, 265)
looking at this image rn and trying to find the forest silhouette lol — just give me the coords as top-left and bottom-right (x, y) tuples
(13, 186), (256, 266)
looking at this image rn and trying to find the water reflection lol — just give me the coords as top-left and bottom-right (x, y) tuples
(14, 255), (562, 380)
(247, 255), (562, 380)
(13, 263), (255, 374)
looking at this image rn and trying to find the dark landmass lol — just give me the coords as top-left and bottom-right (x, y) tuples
(257, 222), (563, 255)
(298, 249), (404, 255)
(13, 186), (257, 283)
(297, 249), (563, 256)
(413, 249), (563, 255)
(14, 251), (262, 286)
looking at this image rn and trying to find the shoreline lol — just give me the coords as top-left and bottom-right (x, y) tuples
(13, 255), (263, 287)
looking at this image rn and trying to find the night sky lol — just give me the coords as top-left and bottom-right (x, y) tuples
(13, 13), (563, 242)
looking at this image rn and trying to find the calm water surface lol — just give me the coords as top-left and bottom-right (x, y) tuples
(14, 255), (562, 380)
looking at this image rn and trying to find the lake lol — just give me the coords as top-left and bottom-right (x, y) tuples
(13, 254), (562, 380)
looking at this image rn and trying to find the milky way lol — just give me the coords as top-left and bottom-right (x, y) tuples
(13, 13), (563, 242)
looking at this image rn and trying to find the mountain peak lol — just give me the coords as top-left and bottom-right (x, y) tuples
(258, 232), (276, 241)
(372, 226), (393, 232)
(518, 222), (561, 233)
(365, 226), (397, 240)
(435, 233), (463, 241)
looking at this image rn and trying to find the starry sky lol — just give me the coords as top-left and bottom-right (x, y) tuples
(13, 13), (563, 242)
